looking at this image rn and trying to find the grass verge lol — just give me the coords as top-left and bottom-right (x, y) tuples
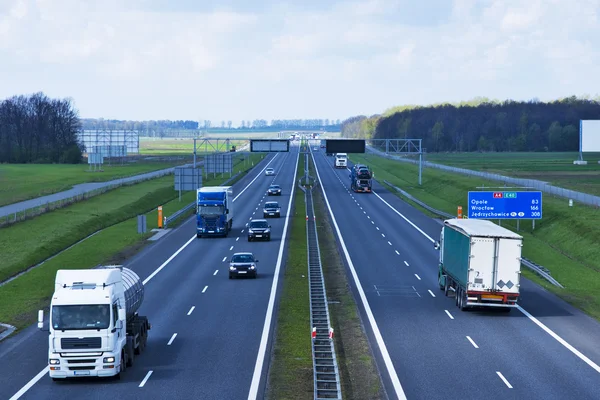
(0, 161), (188, 207)
(351, 153), (600, 321)
(0, 154), (265, 332)
(267, 155), (313, 399)
(312, 179), (385, 398)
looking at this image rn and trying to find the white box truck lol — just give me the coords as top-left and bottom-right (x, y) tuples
(434, 218), (523, 312)
(38, 266), (150, 380)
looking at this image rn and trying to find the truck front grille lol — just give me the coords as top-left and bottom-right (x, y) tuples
(61, 337), (101, 350)
(67, 359), (96, 364)
(68, 366), (96, 371)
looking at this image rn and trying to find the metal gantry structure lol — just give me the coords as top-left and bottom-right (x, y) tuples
(367, 138), (424, 185)
(299, 147), (343, 400)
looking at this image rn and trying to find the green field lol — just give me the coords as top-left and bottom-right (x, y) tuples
(0, 154), (264, 331)
(140, 138), (251, 155)
(407, 152), (600, 196)
(351, 153), (600, 321)
(0, 161), (187, 207)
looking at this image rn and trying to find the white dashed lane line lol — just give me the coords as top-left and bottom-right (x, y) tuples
(229, 246), (234, 251)
(496, 372), (513, 388)
(404, 261), (409, 266)
(236, 237), (239, 241)
(381, 233), (385, 237)
(202, 286), (208, 293)
(167, 333), (177, 346)
(445, 310), (454, 319)
(187, 306), (195, 315)
(466, 336), (479, 349)
(395, 250), (400, 255)
(139, 371), (153, 388)
(213, 270), (218, 276)
(222, 257), (227, 262)
(414, 274), (421, 280)
(428, 290), (435, 298)
(388, 241), (392, 246)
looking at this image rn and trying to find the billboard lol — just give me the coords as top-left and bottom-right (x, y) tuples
(325, 139), (365, 154)
(174, 167), (203, 191)
(580, 120), (600, 152)
(250, 139), (290, 152)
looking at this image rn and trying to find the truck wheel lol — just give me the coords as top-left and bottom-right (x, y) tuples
(126, 341), (134, 367)
(197, 234), (201, 239)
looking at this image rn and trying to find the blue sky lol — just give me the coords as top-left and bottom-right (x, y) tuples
(0, 0), (599, 125)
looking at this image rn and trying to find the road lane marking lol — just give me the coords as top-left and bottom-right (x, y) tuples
(229, 246), (234, 251)
(213, 270), (218, 275)
(222, 257), (227, 262)
(466, 336), (479, 348)
(307, 152), (408, 400)
(496, 372), (512, 388)
(414, 274), (421, 280)
(404, 261), (409, 266)
(202, 286), (208, 293)
(445, 310), (454, 319)
(167, 333), (177, 346)
(388, 241), (392, 245)
(187, 306), (195, 315)
(395, 250), (400, 255)
(428, 290), (435, 297)
(139, 371), (153, 387)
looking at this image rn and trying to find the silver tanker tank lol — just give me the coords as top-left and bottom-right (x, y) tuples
(98, 265), (144, 320)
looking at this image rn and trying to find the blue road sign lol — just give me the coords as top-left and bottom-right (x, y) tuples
(468, 191), (542, 219)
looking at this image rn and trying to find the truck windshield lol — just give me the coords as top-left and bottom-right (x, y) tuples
(52, 304), (111, 330)
(198, 205), (225, 216)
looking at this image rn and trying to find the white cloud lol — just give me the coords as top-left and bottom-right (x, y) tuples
(0, 0), (599, 121)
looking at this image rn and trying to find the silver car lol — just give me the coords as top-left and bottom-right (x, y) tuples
(265, 168), (275, 176)
(229, 252), (258, 279)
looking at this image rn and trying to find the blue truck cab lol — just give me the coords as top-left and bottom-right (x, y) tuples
(196, 186), (234, 238)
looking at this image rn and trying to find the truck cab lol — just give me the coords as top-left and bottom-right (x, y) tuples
(334, 153), (348, 168)
(196, 186), (234, 238)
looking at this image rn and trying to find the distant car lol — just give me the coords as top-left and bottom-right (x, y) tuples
(248, 219), (271, 241)
(229, 252), (258, 279)
(263, 201), (281, 218)
(313, 147), (318, 150)
(265, 168), (275, 176)
(267, 184), (282, 196)
(320, 144), (325, 148)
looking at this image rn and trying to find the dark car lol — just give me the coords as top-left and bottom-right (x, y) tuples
(248, 219), (271, 241)
(267, 184), (282, 196)
(263, 201), (281, 218)
(229, 252), (258, 279)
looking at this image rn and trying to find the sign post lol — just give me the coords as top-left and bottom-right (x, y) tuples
(158, 206), (163, 228)
(457, 206), (463, 218)
(467, 191), (542, 222)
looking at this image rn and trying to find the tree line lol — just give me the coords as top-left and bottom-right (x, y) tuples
(341, 96), (600, 152)
(0, 92), (83, 163)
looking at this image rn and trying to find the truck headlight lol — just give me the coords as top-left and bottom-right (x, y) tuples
(49, 359), (60, 365)
(103, 357), (115, 363)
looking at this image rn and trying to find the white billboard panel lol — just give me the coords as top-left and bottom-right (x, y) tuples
(581, 120), (600, 152)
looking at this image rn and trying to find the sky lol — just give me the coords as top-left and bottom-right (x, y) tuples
(0, 0), (599, 125)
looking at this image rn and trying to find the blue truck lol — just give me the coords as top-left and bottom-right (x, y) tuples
(350, 164), (372, 193)
(196, 186), (234, 238)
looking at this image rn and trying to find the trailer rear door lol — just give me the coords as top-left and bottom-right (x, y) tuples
(495, 238), (521, 294)
(468, 237), (496, 291)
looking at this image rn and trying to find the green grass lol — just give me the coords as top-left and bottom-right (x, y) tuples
(140, 139), (249, 155)
(311, 160), (384, 398)
(0, 153), (265, 332)
(405, 152), (600, 196)
(267, 155), (313, 400)
(0, 161), (187, 207)
(351, 153), (600, 321)
(0, 153), (266, 284)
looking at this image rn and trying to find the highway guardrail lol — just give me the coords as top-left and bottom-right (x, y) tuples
(382, 180), (564, 288)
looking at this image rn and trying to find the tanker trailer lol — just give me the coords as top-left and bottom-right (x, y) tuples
(38, 265), (151, 380)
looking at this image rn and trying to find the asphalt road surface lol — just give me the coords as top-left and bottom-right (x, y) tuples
(310, 145), (600, 400)
(0, 166), (179, 219)
(2, 147), (299, 400)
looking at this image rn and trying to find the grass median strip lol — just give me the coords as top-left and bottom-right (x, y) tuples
(312, 175), (385, 398)
(267, 156), (313, 399)
(351, 153), (600, 321)
(0, 154), (266, 333)
(0, 161), (188, 207)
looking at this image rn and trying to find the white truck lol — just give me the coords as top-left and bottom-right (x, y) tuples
(334, 153), (348, 168)
(434, 218), (522, 311)
(38, 266), (150, 380)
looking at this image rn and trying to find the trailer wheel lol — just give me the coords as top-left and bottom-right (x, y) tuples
(444, 279), (449, 296)
(455, 287), (461, 307)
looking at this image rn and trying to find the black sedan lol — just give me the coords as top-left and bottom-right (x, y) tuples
(267, 184), (282, 196)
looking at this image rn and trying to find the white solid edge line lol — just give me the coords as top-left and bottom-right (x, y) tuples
(8, 366), (49, 400)
(466, 336), (479, 349)
(309, 152), (408, 400)
(8, 152), (280, 400)
(139, 370), (153, 387)
(372, 182), (600, 376)
(247, 148), (299, 400)
(517, 305), (600, 374)
(167, 333), (177, 346)
(496, 371), (513, 388)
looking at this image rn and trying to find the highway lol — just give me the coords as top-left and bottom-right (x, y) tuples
(310, 145), (600, 400)
(1, 146), (299, 400)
